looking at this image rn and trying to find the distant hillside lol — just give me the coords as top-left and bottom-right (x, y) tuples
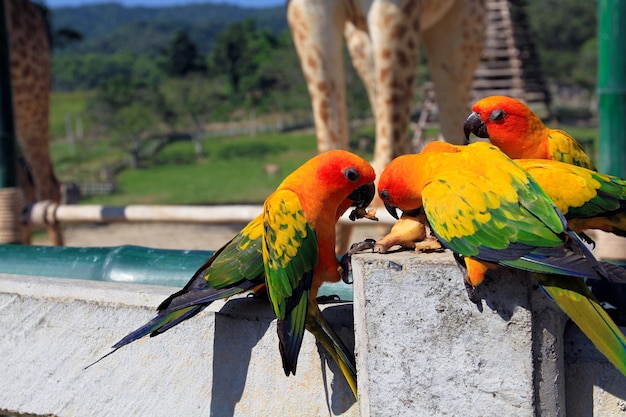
(49, 2), (288, 55)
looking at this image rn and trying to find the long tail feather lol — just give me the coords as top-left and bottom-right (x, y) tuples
(86, 281), (258, 369)
(277, 292), (308, 376)
(306, 302), (358, 400)
(598, 261), (626, 284)
(85, 305), (204, 369)
(537, 273), (626, 376)
(504, 248), (610, 280)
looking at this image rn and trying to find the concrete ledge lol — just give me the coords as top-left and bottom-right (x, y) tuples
(2, 251), (626, 416)
(0, 274), (356, 416)
(352, 251), (626, 417)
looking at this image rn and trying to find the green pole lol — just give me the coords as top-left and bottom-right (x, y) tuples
(598, 0), (626, 177)
(0, 0), (16, 187)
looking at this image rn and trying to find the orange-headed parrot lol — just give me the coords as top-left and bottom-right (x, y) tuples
(377, 141), (626, 376)
(261, 149), (375, 398)
(88, 150), (376, 399)
(464, 95), (595, 170)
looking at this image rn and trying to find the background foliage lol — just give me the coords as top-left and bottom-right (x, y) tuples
(43, 0), (599, 204)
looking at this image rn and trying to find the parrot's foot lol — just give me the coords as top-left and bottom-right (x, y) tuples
(339, 238), (377, 284)
(316, 294), (341, 304)
(578, 231), (596, 249)
(464, 281), (481, 305)
(414, 235), (444, 252)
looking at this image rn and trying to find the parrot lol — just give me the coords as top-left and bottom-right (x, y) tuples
(88, 150), (377, 400)
(463, 95), (595, 170)
(261, 149), (376, 397)
(377, 141), (626, 376)
(516, 159), (626, 237)
(419, 141), (626, 238)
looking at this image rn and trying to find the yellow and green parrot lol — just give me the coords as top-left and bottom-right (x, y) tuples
(464, 95), (595, 170)
(261, 149), (375, 397)
(419, 141), (626, 238)
(89, 150), (376, 399)
(377, 141), (626, 376)
(516, 159), (626, 237)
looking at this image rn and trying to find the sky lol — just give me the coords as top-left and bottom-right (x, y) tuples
(45, 0), (283, 8)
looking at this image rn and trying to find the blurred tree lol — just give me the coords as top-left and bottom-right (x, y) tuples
(207, 19), (275, 95)
(158, 30), (205, 77)
(89, 71), (170, 166)
(113, 103), (158, 168)
(526, 0), (597, 86)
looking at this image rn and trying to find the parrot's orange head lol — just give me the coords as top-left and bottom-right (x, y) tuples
(378, 154), (424, 220)
(281, 149), (376, 211)
(463, 96), (546, 158)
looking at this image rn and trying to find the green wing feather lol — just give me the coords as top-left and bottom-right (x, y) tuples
(517, 160), (626, 219)
(423, 145), (565, 260)
(263, 189), (318, 375)
(537, 273), (626, 376)
(203, 214), (264, 289)
(87, 215), (266, 367)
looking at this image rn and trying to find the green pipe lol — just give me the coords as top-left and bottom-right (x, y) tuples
(0, 244), (213, 286)
(598, 0), (626, 177)
(0, 244), (354, 300)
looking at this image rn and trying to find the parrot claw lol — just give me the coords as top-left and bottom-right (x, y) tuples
(464, 281), (481, 306)
(578, 231), (596, 249)
(316, 294), (341, 303)
(339, 238), (377, 284)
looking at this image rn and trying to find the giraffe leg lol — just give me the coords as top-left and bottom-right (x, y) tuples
(8, 0), (64, 246)
(289, 0), (357, 253)
(355, 1), (421, 246)
(287, 0), (350, 152)
(368, 0), (421, 172)
(344, 21), (377, 118)
(421, 0), (486, 144)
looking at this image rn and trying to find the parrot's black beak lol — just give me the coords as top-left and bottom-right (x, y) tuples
(384, 201), (400, 220)
(463, 112), (489, 143)
(378, 189), (399, 219)
(348, 181), (376, 209)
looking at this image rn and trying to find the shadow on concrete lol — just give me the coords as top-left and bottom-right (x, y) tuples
(210, 298), (357, 416)
(210, 298), (272, 417)
(476, 268), (531, 321)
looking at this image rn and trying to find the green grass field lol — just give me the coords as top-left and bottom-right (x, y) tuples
(79, 131), (376, 205)
(48, 92), (599, 207)
(71, 126), (596, 207)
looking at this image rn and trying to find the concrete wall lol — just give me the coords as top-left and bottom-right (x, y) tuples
(0, 250), (625, 416)
(0, 274), (356, 416)
(352, 251), (626, 417)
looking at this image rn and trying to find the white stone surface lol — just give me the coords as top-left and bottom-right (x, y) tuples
(352, 250), (626, 417)
(0, 273), (356, 417)
(353, 251), (537, 416)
